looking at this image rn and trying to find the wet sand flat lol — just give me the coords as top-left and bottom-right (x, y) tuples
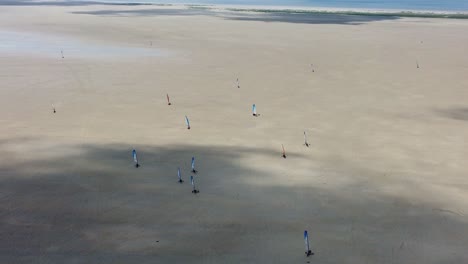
(1, 4), (468, 264)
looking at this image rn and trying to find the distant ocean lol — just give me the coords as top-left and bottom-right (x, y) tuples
(96, 0), (468, 12)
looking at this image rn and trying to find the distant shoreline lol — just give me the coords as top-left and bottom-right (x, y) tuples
(209, 5), (468, 19)
(2, 1), (468, 19)
(102, 2), (468, 19)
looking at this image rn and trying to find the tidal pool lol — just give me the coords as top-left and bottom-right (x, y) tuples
(0, 30), (167, 58)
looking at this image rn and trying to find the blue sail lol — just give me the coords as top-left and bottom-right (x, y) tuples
(190, 175), (194, 187)
(304, 230), (310, 252)
(191, 157), (195, 170)
(178, 167), (181, 180)
(252, 104), (256, 115)
(185, 115), (190, 127)
(132, 149), (138, 163)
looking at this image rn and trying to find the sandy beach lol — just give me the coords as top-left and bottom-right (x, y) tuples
(1, 3), (468, 263)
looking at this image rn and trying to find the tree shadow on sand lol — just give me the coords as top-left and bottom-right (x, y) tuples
(0, 137), (467, 263)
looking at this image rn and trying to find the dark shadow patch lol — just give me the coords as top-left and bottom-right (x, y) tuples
(222, 12), (399, 25)
(71, 8), (211, 17)
(0, 138), (467, 262)
(435, 107), (468, 121)
(69, 7), (398, 25)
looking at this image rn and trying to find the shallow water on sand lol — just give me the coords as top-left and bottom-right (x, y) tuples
(95, 0), (468, 12)
(0, 30), (166, 58)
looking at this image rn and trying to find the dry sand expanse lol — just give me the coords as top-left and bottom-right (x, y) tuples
(1, 4), (468, 263)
